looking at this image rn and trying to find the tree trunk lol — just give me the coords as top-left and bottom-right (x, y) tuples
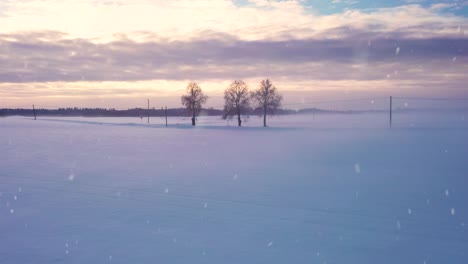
(192, 111), (196, 126)
(263, 106), (267, 127)
(237, 112), (242, 127)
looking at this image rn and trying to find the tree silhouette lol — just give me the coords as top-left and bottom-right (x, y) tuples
(223, 80), (250, 127)
(181, 82), (208, 126)
(251, 79), (282, 127)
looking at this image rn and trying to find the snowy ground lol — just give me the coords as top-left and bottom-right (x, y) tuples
(1, 113), (468, 263)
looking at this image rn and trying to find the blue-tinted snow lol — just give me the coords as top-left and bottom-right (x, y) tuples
(1, 112), (467, 263)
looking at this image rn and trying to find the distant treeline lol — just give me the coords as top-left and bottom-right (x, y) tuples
(2, 107), (459, 118)
(0, 107), (218, 117)
(0, 107), (353, 117)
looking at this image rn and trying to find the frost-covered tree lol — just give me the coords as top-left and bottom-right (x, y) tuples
(223, 80), (250, 127)
(251, 79), (282, 127)
(181, 82), (208, 126)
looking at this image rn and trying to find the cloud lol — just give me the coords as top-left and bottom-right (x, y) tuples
(404, 0), (424, 3)
(0, 1), (466, 41)
(0, 29), (467, 84)
(331, 0), (359, 5)
(429, 3), (457, 11)
(0, 0), (308, 41)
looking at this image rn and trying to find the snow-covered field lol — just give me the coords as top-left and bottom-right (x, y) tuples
(1, 113), (468, 263)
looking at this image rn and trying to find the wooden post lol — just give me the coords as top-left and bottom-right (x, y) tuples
(147, 99), (150, 124)
(390, 96), (392, 128)
(33, 105), (37, 120)
(165, 106), (168, 127)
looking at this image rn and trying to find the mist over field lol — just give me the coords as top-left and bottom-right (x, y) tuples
(1, 113), (468, 263)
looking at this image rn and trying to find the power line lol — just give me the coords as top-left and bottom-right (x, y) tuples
(206, 97), (389, 109)
(396, 97), (468, 101)
(282, 97), (388, 107)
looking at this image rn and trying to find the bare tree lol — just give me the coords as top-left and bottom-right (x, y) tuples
(251, 79), (282, 127)
(181, 82), (208, 126)
(223, 80), (250, 127)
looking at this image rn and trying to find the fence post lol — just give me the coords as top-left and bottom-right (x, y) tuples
(33, 105), (37, 120)
(389, 96), (392, 128)
(165, 106), (168, 127)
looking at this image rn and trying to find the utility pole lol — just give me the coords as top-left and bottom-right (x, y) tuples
(147, 99), (150, 124)
(390, 96), (393, 128)
(32, 105), (37, 120)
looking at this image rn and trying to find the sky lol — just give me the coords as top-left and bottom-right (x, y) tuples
(0, 0), (467, 109)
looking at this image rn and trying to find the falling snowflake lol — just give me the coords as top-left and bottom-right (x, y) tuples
(445, 189), (450, 197)
(233, 173), (238, 180)
(164, 188), (169, 194)
(397, 220), (401, 230)
(68, 174), (75, 181)
(204, 203), (208, 209)
(408, 208), (412, 215)
(10, 209), (14, 214)
(267, 241), (273, 247)
(395, 47), (400, 55)
(451, 208), (455, 216)
(354, 163), (361, 174)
